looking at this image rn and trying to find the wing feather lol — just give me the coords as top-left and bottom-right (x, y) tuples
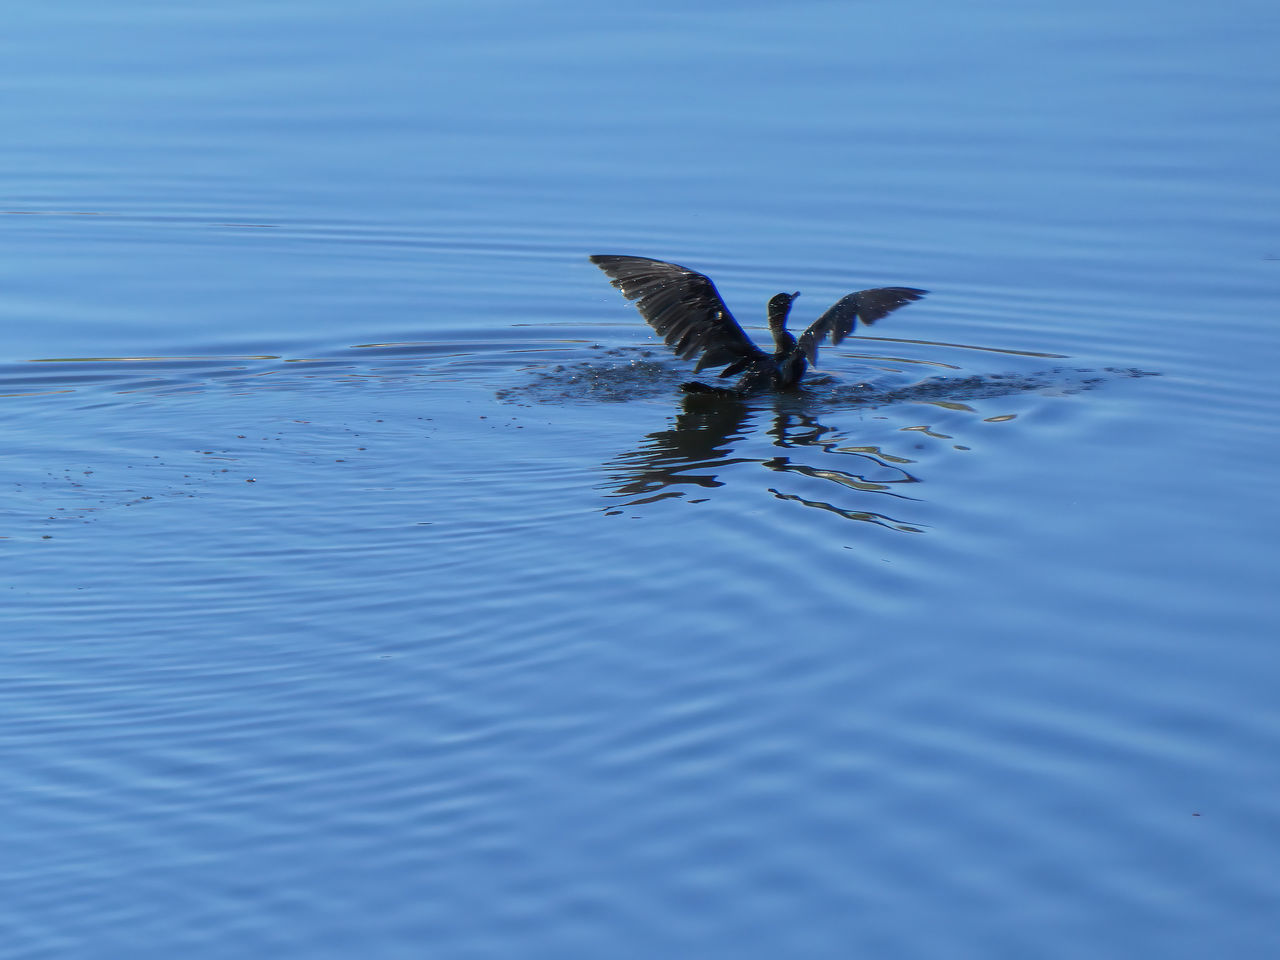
(590, 255), (766, 370)
(797, 287), (928, 366)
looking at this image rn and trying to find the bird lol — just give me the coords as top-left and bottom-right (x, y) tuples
(589, 254), (927, 394)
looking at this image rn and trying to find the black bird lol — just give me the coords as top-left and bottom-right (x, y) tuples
(590, 255), (927, 394)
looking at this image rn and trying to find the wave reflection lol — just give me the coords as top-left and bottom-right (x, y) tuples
(599, 359), (1157, 528)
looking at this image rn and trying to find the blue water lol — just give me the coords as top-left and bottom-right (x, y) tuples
(3, 1), (1279, 958)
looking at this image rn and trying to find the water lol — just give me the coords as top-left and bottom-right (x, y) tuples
(2, 1), (1279, 957)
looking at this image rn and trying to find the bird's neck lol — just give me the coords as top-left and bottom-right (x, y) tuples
(768, 302), (795, 354)
(771, 327), (797, 357)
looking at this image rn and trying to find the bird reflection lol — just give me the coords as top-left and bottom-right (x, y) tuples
(605, 390), (756, 505)
(603, 389), (925, 530)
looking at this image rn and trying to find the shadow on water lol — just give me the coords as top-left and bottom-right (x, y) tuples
(602, 390), (930, 531)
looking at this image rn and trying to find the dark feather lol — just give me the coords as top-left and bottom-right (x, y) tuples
(589, 255), (766, 372)
(797, 286), (928, 365)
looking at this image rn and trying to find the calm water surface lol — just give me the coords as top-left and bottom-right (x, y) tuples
(2, 1), (1279, 957)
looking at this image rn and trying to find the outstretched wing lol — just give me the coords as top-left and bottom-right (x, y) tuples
(797, 287), (928, 366)
(589, 255), (767, 372)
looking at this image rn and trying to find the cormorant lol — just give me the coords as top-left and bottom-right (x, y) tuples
(590, 254), (927, 394)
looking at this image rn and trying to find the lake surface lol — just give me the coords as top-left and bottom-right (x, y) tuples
(3, 1), (1279, 957)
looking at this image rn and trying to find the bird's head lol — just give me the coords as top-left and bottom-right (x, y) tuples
(767, 291), (800, 331)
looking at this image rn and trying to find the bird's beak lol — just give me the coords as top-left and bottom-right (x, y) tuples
(791, 291), (800, 301)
